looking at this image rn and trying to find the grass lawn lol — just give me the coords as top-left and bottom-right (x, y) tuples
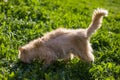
(0, 0), (120, 80)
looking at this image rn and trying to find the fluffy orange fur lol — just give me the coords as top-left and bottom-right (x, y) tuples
(18, 8), (108, 67)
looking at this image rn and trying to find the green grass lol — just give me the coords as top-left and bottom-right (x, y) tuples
(0, 0), (120, 80)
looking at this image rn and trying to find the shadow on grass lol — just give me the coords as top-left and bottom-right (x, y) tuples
(9, 59), (93, 80)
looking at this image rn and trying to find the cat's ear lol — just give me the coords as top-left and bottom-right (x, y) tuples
(18, 47), (26, 53)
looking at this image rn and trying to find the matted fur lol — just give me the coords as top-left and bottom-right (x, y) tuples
(18, 8), (108, 66)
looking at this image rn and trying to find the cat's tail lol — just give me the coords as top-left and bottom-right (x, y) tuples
(86, 8), (108, 37)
